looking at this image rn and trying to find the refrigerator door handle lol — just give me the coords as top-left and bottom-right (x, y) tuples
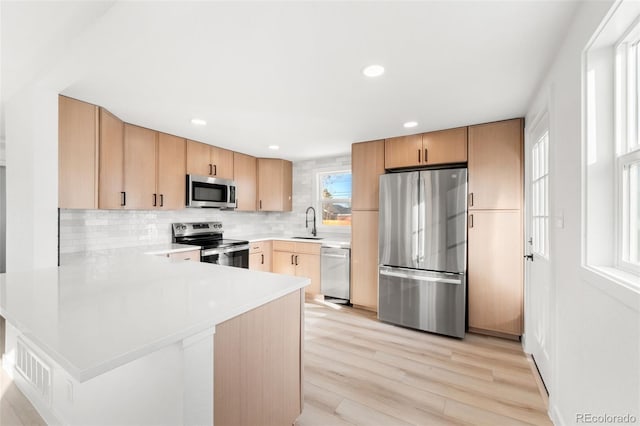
(379, 269), (462, 285)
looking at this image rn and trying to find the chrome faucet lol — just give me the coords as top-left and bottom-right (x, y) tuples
(305, 206), (317, 237)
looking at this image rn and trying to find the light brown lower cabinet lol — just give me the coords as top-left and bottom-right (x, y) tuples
(350, 210), (379, 311)
(214, 290), (303, 426)
(468, 210), (523, 337)
(272, 241), (321, 295)
(249, 241), (272, 272)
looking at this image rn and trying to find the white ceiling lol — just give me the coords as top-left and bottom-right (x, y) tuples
(2, 1), (579, 161)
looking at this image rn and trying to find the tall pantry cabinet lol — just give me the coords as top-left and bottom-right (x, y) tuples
(467, 118), (524, 338)
(350, 140), (385, 311)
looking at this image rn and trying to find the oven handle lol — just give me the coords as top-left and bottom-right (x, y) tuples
(202, 244), (250, 257)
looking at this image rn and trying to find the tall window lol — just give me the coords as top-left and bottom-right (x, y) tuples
(616, 21), (640, 273)
(584, 0), (640, 286)
(317, 171), (352, 227)
(532, 130), (549, 258)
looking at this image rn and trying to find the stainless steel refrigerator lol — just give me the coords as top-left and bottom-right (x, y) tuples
(378, 168), (467, 338)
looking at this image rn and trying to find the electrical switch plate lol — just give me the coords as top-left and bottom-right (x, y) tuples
(555, 211), (564, 229)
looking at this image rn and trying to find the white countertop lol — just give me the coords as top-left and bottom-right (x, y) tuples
(0, 254), (308, 382)
(232, 233), (351, 249)
(60, 243), (200, 265)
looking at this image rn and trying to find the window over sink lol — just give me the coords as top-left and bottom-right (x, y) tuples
(317, 170), (352, 228)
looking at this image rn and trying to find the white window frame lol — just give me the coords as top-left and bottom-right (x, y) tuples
(531, 128), (550, 259)
(582, 0), (640, 295)
(617, 149), (640, 274)
(615, 20), (640, 275)
(315, 169), (352, 233)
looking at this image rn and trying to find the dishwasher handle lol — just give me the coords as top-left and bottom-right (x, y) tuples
(323, 253), (348, 259)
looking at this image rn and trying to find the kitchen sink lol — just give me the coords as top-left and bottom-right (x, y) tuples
(292, 236), (324, 240)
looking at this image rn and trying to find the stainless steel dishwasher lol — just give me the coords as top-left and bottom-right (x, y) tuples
(321, 245), (351, 303)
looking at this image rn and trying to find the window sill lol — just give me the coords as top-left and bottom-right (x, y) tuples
(580, 265), (640, 312)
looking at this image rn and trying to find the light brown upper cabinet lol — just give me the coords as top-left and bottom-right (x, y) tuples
(384, 127), (467, 169)
(123, 125), (186, 210)
(157, 133), (186, 210)
(422, 127), (467, 165)
(59, 96), (99, 209)
(384, 134), (422, 169)
(468, 119), (523, 210)
(352, 140), (385, 210)
(186, 140), (233, 180)
(124, 124), (158, 210)
(98, 108), (125, 209)
(257, 158), (292, 212)
(233, 152), (257, 211)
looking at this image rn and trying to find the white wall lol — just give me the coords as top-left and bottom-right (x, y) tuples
(525, 1), (639, 424)
(59, 155), (351, 254)
(5, 86), (59, 271)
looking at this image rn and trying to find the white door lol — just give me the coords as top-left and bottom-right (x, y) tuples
(524, 113), (553, 395)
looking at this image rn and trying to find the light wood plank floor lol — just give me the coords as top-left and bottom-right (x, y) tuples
(2, 302), (549, 426)
(296, 301), (551, 426)
(0, 367), (46, 426)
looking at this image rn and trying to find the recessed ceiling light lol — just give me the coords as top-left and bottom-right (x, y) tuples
(403, 121), (418, 128)
(268, 145), (280, 150)
(362, 64), (385, 77)
(190, 118), (207, 126)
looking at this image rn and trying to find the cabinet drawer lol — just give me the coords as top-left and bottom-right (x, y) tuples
(273, 240), (296, 252)
(168, 250), (200, 262)
(250, 241), (265, 254)
(294, 242), (321, 255)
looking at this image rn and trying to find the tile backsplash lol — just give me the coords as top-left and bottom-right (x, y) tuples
(59, 154), (351, 254)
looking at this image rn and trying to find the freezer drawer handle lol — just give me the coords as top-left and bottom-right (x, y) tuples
(379, 269), (462, 285)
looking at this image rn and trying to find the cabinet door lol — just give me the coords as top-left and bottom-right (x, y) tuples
(282, 159), (293, 211)
(124, 124), (157, 210)
(273, 251), (296, 276)
(295, 253), (321, 295)
(58, 96), (98, 209)
(468, 210), (523, 336)
(257, 159), (292, 212)
(468, 119), (523, 210)
(351, 211), (379, 311)
(249, 252), (263, 271)
(211, 146), (234, 179)
(99, 108), (125, 209)
(233, 153), (257, 211)
(262, 241), (272, 272)
(157, 133), (186, 210)
(186, 140), (212, 176)
(384, 134), (422, 169)
(352, 140), (385, 210)
(422, 127), (467, 165)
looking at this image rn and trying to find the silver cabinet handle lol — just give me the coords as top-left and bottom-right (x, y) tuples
(379, 269), (461, 285)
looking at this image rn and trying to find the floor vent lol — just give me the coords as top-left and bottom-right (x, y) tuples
(16, 338), (51, 403)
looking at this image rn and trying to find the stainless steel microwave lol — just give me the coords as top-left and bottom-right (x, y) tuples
(186, 175), (236, 209)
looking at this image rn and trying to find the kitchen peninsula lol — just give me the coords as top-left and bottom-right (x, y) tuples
(0, 254), (307, 426)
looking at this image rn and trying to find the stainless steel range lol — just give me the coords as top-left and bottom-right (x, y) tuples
(172, 222), (250, 268)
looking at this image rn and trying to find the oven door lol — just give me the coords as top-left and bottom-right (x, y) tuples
(187, 175), (236, 209)
(201, 245), (249, 268)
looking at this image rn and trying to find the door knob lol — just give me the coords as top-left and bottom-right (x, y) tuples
(524, 254), (534, 261)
